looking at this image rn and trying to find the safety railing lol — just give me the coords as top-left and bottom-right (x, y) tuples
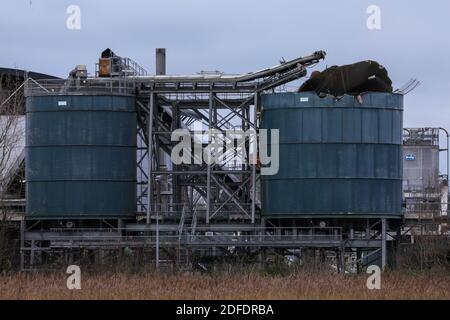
(45, 229), (343, 248)
(25, 78), (137, 96)
(37, 226), (343, 246)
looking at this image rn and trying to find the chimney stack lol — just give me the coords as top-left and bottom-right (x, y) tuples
(155, 48), (166, 75)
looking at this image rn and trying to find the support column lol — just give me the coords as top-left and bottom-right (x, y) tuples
(206, 92), (213, 224)
(20, 219), (25, 271)
(251, 93), (258, 224)
(394, 227), (402, 269)
(118, 219), (124, 233)
(356, 249), (362, 273)
(30, 240), (35, 267)
(146, 93), (155, 224)
(349, 223), (354, 240)
(365, 219), (370, 239)
(381, 218), (387, 271)
(156, 179), (160, 271)
(338, 246), (345, 274)
(276, 227), (281, 241)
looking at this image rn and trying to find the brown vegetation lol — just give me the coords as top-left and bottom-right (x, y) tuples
(0, 270), (448, 300)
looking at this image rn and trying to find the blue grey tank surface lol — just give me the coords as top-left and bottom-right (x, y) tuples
(26, 95), (137, 218)
(260, 92), (403, 218)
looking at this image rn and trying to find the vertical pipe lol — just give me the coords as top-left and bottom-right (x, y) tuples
(206, 92), (213, 224)
(155, 49), (167, 212)
(381, 218), (387, 271)
(251, 94), (258, 224)
(146, 93), (155, 224)
(148, 91), (159, 271)
(156, 179), (160, 271)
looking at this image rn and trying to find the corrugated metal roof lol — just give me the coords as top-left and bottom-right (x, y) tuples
(0, 67), (60, 80)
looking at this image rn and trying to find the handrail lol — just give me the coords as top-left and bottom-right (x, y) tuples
(25, 51), (326, 96)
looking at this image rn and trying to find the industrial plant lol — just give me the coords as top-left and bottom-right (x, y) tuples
(0, 48), (448, 273)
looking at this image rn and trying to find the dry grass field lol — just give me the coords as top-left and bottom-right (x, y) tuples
(0, 270), (448, 300)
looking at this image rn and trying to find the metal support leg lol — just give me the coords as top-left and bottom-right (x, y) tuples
(156, 180), (160, 271)
(30, 240), (35, 267)
(381, 218), (387, 271)
(356, 249), (362, 273)
(336, 249), (341, 273)
(338, 246), (345, 274)
(146, 93), (155, 224)
(394, 227), (401, 269)
(20, 219), (25, 271)
(206, 92), (213, 224)
(365, 219), (370, 239)
(251, 94), (258, 224)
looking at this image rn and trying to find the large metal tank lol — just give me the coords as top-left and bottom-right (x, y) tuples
(261, 92), (403, 218)
(26, 95), (136, 218)
(403, 128), (440, 193)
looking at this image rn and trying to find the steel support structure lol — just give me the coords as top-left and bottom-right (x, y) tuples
(136, 51), (327, 227)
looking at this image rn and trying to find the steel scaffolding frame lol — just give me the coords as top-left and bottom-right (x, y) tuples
(134, 51), (327, 226)
(20, 217), (391, 272)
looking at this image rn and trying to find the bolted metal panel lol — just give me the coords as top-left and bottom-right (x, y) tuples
(261, 92), (403, 218)
(26, 95), (137, 218)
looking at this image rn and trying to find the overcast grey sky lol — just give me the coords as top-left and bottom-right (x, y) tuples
(1, 0), (449, 131)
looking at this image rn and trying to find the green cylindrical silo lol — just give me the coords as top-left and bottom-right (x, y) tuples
(26, 95), (136, 218)
(261, 92), (403, 218)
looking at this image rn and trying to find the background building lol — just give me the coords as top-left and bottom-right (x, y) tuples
(403, 128), (449, 235)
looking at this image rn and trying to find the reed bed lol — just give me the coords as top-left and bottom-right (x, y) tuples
(0, 270), (448, 300)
